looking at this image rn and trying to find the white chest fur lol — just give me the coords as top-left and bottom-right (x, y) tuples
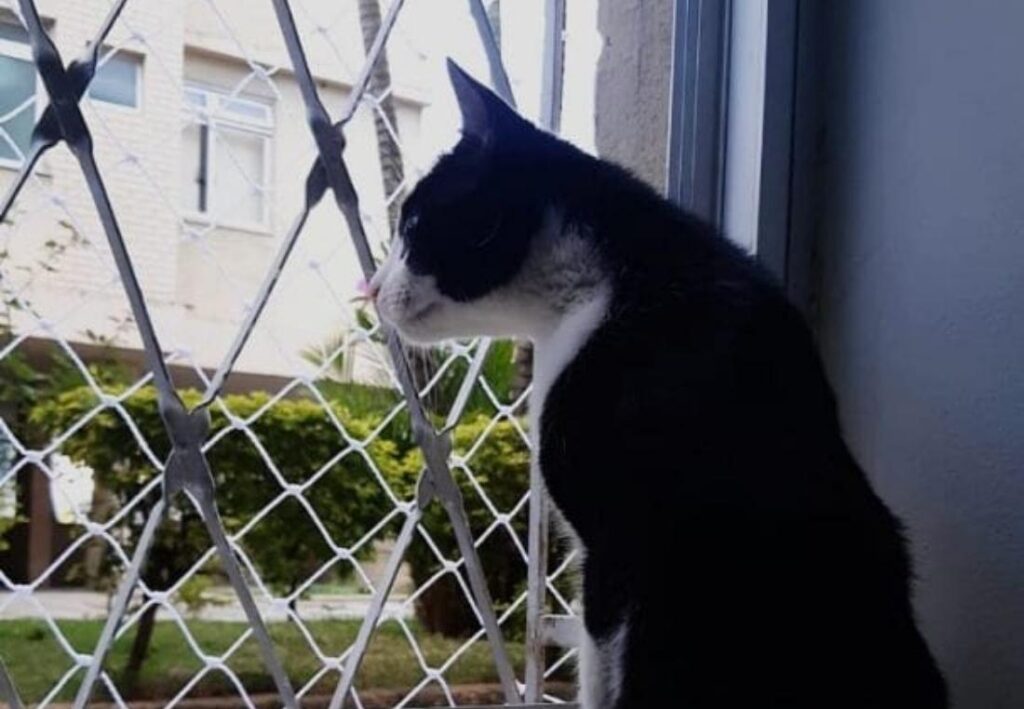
(529, 286), (612, 453)
(528, 286), (611, 551)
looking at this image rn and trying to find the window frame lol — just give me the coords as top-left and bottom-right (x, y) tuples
(181, 84), (274, 234)
(665, 0), (731, 229)
(0, 21), (42, 170)
(88, 47), (144, 112)
(0, 26), (145, 170)
(666, 0), (809, 302)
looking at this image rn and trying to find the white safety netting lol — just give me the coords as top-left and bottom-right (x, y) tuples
(0, 0), (579, 706)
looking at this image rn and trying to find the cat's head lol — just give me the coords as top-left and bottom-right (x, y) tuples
(369, 60), (598, 344)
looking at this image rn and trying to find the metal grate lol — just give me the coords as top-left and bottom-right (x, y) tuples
(0, 0), (579, 706)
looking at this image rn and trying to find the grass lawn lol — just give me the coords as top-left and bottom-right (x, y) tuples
(0, 617), (529, 703)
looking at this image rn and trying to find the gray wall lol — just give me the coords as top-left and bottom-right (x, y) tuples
(595, 0), (673, 190)
(815, 2), (1024, 707)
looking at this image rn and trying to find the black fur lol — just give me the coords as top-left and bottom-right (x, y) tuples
(400, 66), (557, 301)
(401, 62), (948, 709)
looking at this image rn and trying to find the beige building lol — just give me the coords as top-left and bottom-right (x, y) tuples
(1, 0), (433, 386)
(0, 0), (600, 587)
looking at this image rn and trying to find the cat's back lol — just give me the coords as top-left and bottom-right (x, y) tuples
(541, 195), (847, 532)
(570, 185), (840, 470)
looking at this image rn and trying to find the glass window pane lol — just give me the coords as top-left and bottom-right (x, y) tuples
(0, 54), (35, 162)
(88, 51), (140, 107)
(184, 88), (206, 109)
(181, 121), (206, 212)
(214, 126), (265, 225)
(218, 95), (270, 126)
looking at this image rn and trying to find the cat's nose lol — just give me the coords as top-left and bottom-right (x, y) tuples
(357, 277), (381, 301)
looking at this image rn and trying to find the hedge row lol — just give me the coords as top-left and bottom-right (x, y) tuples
(29, 384), (532, 634)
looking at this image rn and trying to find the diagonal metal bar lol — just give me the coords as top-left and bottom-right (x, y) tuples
(468, 0), (515, 106)
(0, 143), (48, 225)
(338, 0), (407, 123)
(16, 0), (179, 412)
(167, 411), (299, 702)
(72, 498), (165, 709)
(196, 0), (404, 411)
(329, 476), (431, 709)
(0, 658), (25, 709)
(75, 156), (182, 409)
(194, 0), (406, 412)
(268, 0), (374, 271)
(13, 2), (298, 704)
(196, 168), (326, 409)
(444, 339), (492, 431)
(189, 464), (298, 705)
(268, 0), (521, 703)
(0, 0), (128, 223)
(194, 0), (406, 411)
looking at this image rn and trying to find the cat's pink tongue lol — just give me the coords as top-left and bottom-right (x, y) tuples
(355, 277), (372, 298)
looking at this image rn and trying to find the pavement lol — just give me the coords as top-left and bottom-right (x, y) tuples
(0, 588), (413, 622)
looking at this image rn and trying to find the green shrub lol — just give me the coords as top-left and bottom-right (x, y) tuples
(29, 386), (415, 597)
(0, 516), (16, 553)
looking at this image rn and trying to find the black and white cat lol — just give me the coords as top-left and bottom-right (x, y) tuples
(370, 61), (948, 709)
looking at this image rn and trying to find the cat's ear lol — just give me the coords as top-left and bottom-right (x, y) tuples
(447, 59), (516, 143)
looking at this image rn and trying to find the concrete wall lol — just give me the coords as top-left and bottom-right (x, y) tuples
(815, 2), (1024, 706)
(594, 0), (673, 191)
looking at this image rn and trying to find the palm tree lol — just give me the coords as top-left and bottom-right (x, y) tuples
(357, 0), (405, 233)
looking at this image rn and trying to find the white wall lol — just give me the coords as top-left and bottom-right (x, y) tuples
(816, 2), (1024, 706)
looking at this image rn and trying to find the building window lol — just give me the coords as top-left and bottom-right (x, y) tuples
(0, 20), (36, 166)
(1, 25), (143, 166)
(88, 49), (142, 109)
(181, 85), (273, 230)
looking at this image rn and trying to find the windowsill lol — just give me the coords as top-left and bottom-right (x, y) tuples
(183, 213), (273, 237)
(87, 99), (142, 115)
(0, 157), (53, 178)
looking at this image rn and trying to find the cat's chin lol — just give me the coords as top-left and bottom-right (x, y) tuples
(387, 310), (505, 346)
(389, 322), (447, 345)
(382, 306), (451, 345)
(382, 295), (537, 344)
